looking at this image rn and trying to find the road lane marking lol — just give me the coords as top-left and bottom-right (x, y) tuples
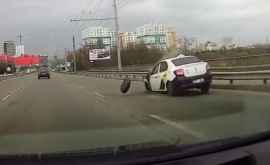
(1, 95), (11, 102)
(94, 91), (105, 98)
(148, 114), (204, 139)
(93, 91), (108, 104)
(78, 86), (84, 89)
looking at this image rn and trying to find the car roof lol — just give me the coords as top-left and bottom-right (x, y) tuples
(161, 55), (196, 63)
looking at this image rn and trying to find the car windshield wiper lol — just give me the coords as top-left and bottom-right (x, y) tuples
(0, 141), (171, 160)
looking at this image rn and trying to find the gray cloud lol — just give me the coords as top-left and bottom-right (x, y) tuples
(0, 0), (269, 57)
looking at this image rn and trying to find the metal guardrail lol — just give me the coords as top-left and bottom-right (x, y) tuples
(62, 70), (270, 85)
(0, 74), (16, 81)
(205, 54), (270, 62)
(76, 71), (148, 82)
(212, 70), (270, 85)
(88, 63), (270, 72)
(0, 72), (32, 82)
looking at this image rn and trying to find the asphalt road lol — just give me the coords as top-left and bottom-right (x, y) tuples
(1, 72), (270, 154)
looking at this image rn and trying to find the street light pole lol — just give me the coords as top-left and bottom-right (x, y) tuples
(73, 35), (77, 73)
(113, 0), (122, 70)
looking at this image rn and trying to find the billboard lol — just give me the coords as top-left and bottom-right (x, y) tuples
(89, 48), (111, 61)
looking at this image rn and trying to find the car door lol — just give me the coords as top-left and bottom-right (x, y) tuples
(150, 64), (161, 91)
(159, 61), (169, 91)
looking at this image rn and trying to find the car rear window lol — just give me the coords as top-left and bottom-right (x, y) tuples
(40, 67), (48, 71)
(171, 57), (201, 66)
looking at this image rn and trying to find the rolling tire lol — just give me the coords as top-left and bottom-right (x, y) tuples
(167, 82), (177, 96)
(120, 79), (131, 93)
(144, 81), (152, 92)
(201, 84), (210, 94)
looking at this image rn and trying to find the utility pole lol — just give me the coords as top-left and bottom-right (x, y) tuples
(113, 0), (122, 70)
(73, 35), (77, 73)
(70, 0), (122, 70)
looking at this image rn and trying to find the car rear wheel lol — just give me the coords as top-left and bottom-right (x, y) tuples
(201, 84), (210, 94)
(167, 82), (177, 96)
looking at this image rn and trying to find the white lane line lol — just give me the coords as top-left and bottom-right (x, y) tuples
(78, 86), (84, 89)
(0, 87), (25, 103)
(148, 114), (204, 139)
(93, 91), (108, 104)
(94, 91), (105, 99)
(1, 95), (11, 102)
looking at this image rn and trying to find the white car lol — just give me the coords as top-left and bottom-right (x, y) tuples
(144, 55), (212, 96)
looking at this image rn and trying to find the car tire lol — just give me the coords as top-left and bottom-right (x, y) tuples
(144, 81), (152, 92)
(167, 82), (177, 96)
(120, 79), (131, 93)
(201, 84), (210, 94)
(38, 76), (40, 80)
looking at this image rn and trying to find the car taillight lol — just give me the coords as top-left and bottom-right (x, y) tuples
(174, 69), (184, 76)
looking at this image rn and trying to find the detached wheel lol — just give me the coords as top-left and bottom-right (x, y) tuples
(144, 81), (152, 92)
(120, 79), (131, 93)
(201, 84), (210, 94)
(167, 82), (177, 96)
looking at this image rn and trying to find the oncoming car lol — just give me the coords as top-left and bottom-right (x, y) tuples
(144, 55), (212, 96)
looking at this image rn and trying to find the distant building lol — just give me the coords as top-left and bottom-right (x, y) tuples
(136, 24), (167, 49)
(81, 26), (116, 48)
(188, 38), (199, 51)
(119, 32), (137, 49)
(2, 41), (16, 55)
(177, 37), (204, 52)
(221, 37), (237, 50)
(82, 24), (178, 50)
(205, 41), (219, 51)
(16, 45), (25, 56)
(166, 28), (177, 49)
(0, 44), (3, 54)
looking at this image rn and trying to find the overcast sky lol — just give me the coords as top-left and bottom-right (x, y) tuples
(0, 0), (270, 57)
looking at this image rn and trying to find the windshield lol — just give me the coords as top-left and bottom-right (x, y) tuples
(0, 0), (270, 156)
(172, 57), (201, 66)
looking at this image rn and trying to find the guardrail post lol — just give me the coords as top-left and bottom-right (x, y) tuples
(230, 79), (234, 85)
(264, 79), (268, 85)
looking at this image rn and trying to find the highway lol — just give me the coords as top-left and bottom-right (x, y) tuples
(0, 72), (270, 154)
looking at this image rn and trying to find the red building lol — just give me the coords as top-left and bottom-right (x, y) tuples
(0, 54), (41, 66)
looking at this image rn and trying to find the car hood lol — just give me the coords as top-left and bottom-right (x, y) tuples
(0, 125), (178, 155)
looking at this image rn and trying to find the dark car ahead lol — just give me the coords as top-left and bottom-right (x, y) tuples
(38, 67), (50, 79)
